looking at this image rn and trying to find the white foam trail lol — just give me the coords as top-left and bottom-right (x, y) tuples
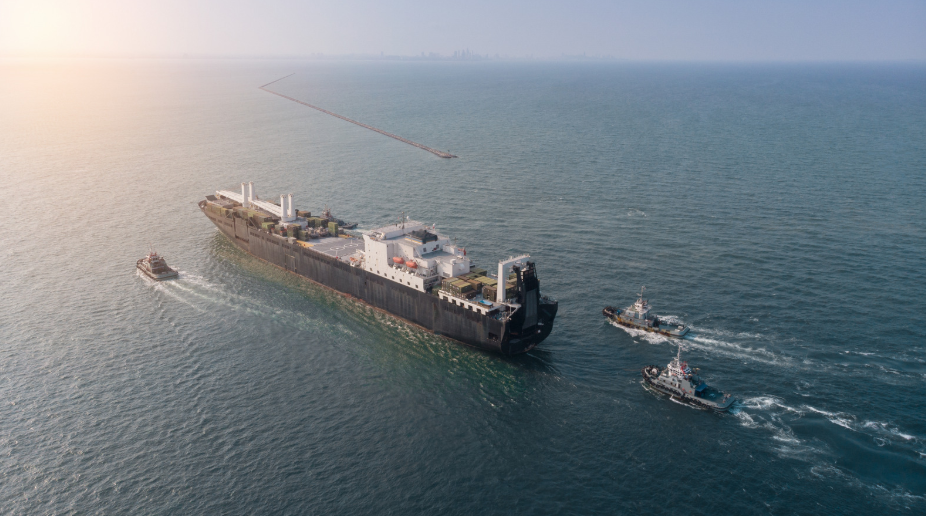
(657, 314), (684, 325)
(138, 270), (207, 313)
(175, 272), (225, 292)
(741, 396), (780, 410)
(861, 421), (919, 442)
(685, 334), (788, 366)
(610, 318), (790, 367)
(830, 417), (855, 430)
(804, 406), (924, 449)
(690, 325), (764, 340)
(608, 320), (672, 345)
(769, 423), (801, 445)
(740, 396), (804, 414)
(804, 405), (841, 418)
(805, 405), (857, 431)
(734, 411), (759, 428)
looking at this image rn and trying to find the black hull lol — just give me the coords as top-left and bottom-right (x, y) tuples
(201, 204), (557, 355)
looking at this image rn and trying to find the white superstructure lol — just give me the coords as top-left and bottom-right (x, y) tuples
(213, 183), (530, 318)
(361, 219), (467, 292)
(347, 219), (529, 316)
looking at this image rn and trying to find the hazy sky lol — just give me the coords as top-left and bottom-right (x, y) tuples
(2, 0), (924, 60)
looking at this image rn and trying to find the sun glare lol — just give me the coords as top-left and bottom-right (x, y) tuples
(3, 1), (71, 54)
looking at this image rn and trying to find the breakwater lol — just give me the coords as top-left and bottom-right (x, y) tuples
(259, 75), (457, 159)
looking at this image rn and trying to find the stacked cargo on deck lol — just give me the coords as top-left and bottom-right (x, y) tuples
(442, 277), (477, 299)
(437, 268), (518, 302)
(482, 274), (518, 302)
(202, 183), (559, 356)
(206, 186), (345, 243)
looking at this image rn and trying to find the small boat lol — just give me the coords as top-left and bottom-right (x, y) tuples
(603, 286), (689, 337)
(642, 345), (735, 412)
(137, 250), (179, 281)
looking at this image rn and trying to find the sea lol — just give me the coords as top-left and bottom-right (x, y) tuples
(1, 59), (924, 514)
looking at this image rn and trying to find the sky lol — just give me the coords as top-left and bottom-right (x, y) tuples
(1, 0), (924, 61)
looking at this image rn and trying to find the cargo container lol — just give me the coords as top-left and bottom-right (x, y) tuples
(203, 185), (557, 356)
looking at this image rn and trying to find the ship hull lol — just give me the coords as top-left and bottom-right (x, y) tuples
(201, 204), (556, 355)
(137, 266), (179, 281)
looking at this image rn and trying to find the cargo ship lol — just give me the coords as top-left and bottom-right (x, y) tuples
(200, 182), (557, 355)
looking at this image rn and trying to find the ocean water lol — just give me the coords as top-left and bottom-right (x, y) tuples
(1, 59), (924, 514)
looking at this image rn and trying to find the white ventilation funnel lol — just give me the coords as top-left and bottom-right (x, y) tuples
(280, 194), (295, 222)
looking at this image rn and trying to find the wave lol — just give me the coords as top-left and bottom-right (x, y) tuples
(804, 405), (923, 447)
(733, 410), (759, 429)
(656, 314), (684, 325)
(862, 421), (916, 441)
(733, 397), (812, 455)
(608, 320), (673, 345)
(739, 395), (804, 414)
(610, 318), (794, 368)
(686, 334), (791, 367)
(689, 325), (765, 341)
(138, 269), (357, 339)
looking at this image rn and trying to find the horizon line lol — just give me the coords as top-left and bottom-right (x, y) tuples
(1, 52), (925, 64)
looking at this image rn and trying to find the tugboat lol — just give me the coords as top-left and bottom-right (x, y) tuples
(136, 250), (179, 281)
(642, 345), (734, 411)
(603, 286), (689, 337)
(322, 205), (357, 230)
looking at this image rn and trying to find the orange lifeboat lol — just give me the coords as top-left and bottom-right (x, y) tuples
(392, 256), (404, 265)
(406, 260), (417, 269)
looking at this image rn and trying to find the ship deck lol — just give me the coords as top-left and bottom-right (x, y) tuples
(308, 236), (364, 258)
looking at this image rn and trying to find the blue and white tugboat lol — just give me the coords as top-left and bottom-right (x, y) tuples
(603, 286), (689, 337)
(642, 345), (735, 411)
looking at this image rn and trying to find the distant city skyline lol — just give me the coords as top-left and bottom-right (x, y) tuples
(2, 0), (924, 61)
